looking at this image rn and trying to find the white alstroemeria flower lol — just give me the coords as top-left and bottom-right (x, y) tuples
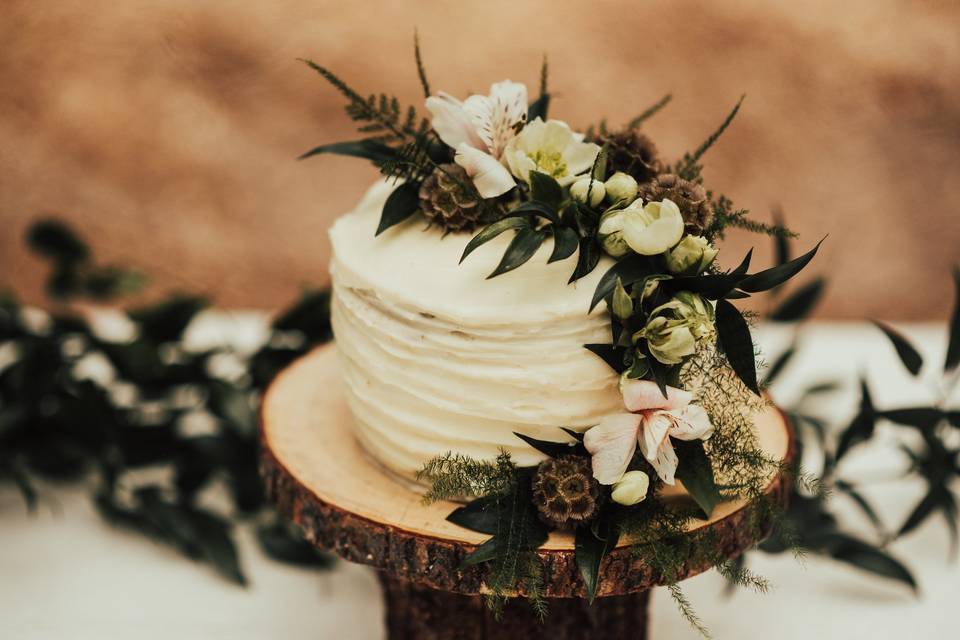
(425, 81), (527, 198)
(502, 118), (600, 186)
(583, 379), (713, 486)
(622, 198), (685, 256)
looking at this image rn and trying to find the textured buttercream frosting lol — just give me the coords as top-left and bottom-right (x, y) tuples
(329, 181), (622, 482)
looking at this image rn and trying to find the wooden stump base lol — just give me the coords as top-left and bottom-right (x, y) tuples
(379, 575), (650, 640)
(260, 346), (793, 638)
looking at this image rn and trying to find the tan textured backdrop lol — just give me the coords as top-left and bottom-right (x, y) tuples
(1, 0), (958, 318)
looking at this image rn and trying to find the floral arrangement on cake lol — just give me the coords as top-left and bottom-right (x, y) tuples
(301, 35), (822, 633)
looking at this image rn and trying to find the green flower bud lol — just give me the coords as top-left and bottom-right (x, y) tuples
(641, 316), (696, 365)
(611, 470), (650, 505)
(665, 235), (718, 275)
(598, 209), (630, 258)
(611, 278), (633, 320)
(570, 177), (605, 207)
(673, 291), (715, 339)
(604, 171), (638, 205)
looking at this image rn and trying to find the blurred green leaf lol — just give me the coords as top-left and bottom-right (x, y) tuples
(946, 266), (960, 372)
(769, 278), (825, 322)
(27, 220), (89, 264)
(873, 321), (923, 376)
(257, 519), (334, 568)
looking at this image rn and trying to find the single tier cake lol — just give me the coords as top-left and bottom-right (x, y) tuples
(330, 181), (622, 482)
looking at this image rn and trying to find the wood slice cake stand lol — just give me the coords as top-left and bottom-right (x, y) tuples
(260, 345), (794, 640)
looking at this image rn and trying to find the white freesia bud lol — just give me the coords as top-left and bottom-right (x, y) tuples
(598, 209), (630, 258)
(604, 172), (638, 204)
(570, 177), (606, 207)
(665, 235), (718, 275)
(611, 470), (650, 506)
(611, 278), (633, 320)
(622, 198), (685, 256)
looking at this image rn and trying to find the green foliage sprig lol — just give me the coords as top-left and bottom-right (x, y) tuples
(0, 221), (335, 583)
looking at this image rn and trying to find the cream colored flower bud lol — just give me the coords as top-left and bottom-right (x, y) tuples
(611, 278), (633, 320)
(622, 198), (685, 256)
(611, 470), (650, 506)
(598, 209), (630, 258)
(570, 177), (606, 207)
(604, 172), (638, 204)
(665, 235), (718, 275)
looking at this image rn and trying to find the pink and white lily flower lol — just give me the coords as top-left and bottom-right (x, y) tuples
(583, 379), (713, 486)
(425, 81), (527, 198)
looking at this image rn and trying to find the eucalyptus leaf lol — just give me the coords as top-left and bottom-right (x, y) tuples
(488, 228), (547, 278)
(873, 321), (923, 376)
(715, 299), (759, 394)
(460, 217), (529, 263)
(376, 181), (421, 236)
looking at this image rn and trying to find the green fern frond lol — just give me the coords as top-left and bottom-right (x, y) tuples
(668, 584), (713, 638)
(417, 450), (517, 501)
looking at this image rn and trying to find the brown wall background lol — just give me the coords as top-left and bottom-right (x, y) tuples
(2, 0), (958, 319)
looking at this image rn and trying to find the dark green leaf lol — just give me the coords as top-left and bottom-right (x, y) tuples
(575, 517), (619, 603)
(560, 427), (585, 443)
(715, 299), (759, 394)
(513, 431), (577, 458)
(945, 267), (960, 371)
(873, 321), (923, 376)
(549, 226), (579, 263)
(583, 343), (627, 374)
(568, 237), (601, 284)
(769, 278), (825, 322)
(810, 532), (916, 592)
(835, 480), (885, 535)
(763, 344), (796, 386)
(83, 266), (147, 300)
(463, 536), (499, 565)
(738, 239), (824, 293)
(376, 181), (421, 236)
(773, 209), (790, 268)
(256, 520), (334, 568)
(298, 139), (397, 163)
(504, 200), (559, 224)
(528, 171), (564, 208)
(447, 495), (501, 535)
(836, 380), (875, 460)
(589, 254), (658, 311)
(130, 295), (208, 344)
(460, 217), (529, 263)
(27, 219), (89, 264)
(674, 440), (722, 519)
(880, 408), (944, 431)
(488, 228), (547, 278)
(271, 289), (332, 341)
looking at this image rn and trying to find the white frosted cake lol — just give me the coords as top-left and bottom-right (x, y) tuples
(329, 181), (622, 482)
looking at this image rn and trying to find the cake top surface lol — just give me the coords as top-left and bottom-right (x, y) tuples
(329, 181), (612, 326)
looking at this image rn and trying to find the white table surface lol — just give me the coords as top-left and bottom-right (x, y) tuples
(2, 320), (958, 639)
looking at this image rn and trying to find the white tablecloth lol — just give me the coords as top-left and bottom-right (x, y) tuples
(2, 321), (958, 639)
